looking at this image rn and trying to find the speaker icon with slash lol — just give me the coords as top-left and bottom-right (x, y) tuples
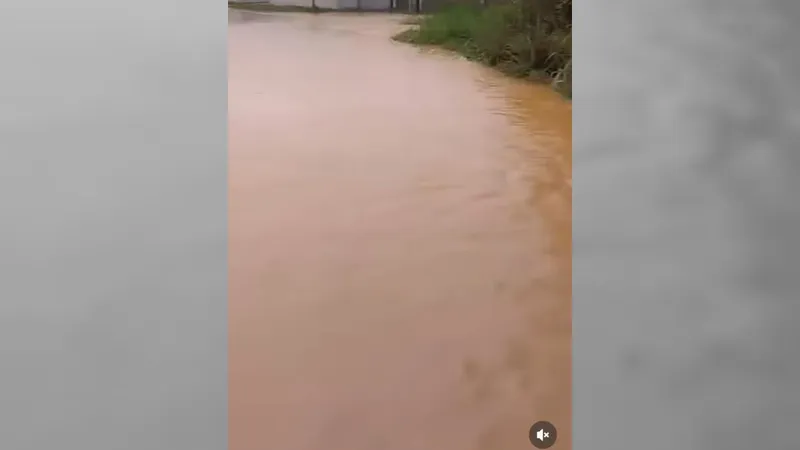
(529, 421), (557, 449)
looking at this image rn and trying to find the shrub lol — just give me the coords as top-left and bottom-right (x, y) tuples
(395, 0), (571, 98)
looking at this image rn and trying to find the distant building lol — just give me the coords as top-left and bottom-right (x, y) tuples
(230, 0), (393, 10)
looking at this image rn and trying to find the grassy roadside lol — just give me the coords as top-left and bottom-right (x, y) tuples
(393, 1), (571, 98)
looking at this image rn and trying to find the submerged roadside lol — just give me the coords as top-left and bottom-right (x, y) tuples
(228, 1), (571, 97)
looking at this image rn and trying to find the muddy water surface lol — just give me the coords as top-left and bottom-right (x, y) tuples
(228, 10), (571, 450)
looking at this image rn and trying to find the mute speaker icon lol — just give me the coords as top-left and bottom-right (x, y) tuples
(529, 421), (557, 449)
(536, 428), (548, 441)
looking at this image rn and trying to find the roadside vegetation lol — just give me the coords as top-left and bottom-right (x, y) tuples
(393, 0), (571, 98)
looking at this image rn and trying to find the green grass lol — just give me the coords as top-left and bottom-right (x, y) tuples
(393, 1), (571, 98)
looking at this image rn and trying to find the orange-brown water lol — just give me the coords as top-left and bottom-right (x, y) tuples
(228, 10), (571, 450)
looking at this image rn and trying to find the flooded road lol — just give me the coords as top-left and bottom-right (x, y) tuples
(228, 10), (571, 450)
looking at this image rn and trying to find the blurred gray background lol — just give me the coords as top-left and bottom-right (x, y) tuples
(0, 0), (228, 449)
(575, 1), (800, 449)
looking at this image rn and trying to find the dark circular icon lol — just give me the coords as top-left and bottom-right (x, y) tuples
(529, 421), (557, 449)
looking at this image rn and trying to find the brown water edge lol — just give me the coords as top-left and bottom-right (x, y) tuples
(466, 74), (572, 450)
(228, 9), (571, 450)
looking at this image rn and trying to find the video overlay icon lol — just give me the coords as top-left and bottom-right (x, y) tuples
(529, 421), (557, 449)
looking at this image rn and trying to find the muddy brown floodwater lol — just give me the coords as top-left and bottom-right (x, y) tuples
(228, 9), (572, 450)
